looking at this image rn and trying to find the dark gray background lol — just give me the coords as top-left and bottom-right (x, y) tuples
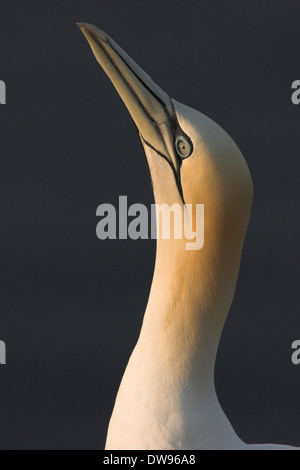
(0, 0), (299, 450)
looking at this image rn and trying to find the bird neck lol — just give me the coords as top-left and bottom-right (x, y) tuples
(138, 227), (245, 396)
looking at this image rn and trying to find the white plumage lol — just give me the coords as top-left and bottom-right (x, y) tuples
(78, 23), (299, 450)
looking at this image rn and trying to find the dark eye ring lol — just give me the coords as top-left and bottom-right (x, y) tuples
(175, 136), (193, 159)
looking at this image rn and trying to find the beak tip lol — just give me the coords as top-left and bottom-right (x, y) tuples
(76, 22), (87, 32)
(76, 22), (107, 41)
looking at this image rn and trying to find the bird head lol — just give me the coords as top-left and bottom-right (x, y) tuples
(77, 23), (253, 269)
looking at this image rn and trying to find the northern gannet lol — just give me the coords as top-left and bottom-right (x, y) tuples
(77, 23), (298, 450)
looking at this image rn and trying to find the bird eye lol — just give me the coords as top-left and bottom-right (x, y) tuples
(175, 136), (193, 159)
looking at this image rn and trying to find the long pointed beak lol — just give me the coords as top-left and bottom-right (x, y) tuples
(77, 23), (183, 187)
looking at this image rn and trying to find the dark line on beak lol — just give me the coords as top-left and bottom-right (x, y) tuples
(86, 28), (185, 204)
(140, 134), (185, 204)
(87, 29), (166, 124)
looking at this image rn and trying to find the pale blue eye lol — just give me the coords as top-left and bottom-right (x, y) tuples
(175, 136), (192, 159)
